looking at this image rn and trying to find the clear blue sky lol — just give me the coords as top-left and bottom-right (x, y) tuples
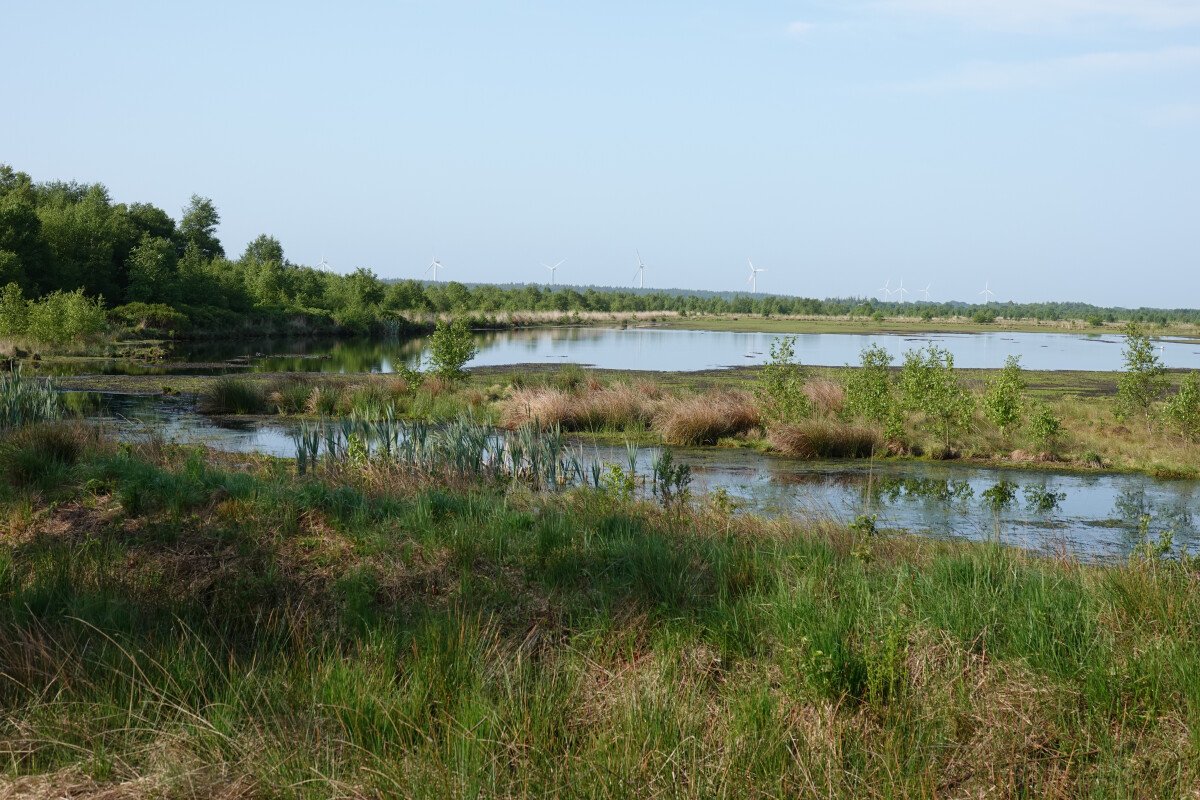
(3, 1), (1198, 307)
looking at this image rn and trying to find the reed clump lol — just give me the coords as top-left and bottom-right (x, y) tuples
(0, 367), (62, 429)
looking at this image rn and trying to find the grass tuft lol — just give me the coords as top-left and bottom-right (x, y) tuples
(768, 418), (880, 458)
(200, 377), (266, 414)
(654, 390), (760, 445)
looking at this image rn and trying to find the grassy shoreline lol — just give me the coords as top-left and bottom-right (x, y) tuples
(1, 427), (1198, 797)
(49, 363), (1200, 480)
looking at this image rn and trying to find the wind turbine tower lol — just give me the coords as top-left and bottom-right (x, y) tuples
(634, 250), (647, 289)
(747, 259), (767, 294)
(896, 279), (910, 303)
(542, 259), (565, 286)
(426, 256), (445, 283)
(979, 280), (995, 304)
(919, 283), (931, 302)
(879, 279), (893, 301)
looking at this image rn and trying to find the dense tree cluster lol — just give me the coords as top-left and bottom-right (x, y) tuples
(2, 163), (1197, 341)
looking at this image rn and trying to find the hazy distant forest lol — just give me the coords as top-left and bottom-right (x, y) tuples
(2, 163), (1196, 342)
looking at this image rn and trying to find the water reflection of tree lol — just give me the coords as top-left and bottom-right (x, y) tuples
(864, 476), (974, 506)
(1113, 486), (1198, 555)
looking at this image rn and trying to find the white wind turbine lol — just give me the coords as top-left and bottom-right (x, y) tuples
(425, 256), (445, 283)
(316, 253), (330, 271)
(919, 283), (931, 302)
(979, 280), (995, 304)
(747, 259), (767, 294)
(634, 250), (647, 289)
(879, 279), (893, 300)
(542, 259), (565, 286)
(895, 279), (910, 303)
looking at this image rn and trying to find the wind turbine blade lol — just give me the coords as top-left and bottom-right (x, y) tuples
(554, 260), (565, 268)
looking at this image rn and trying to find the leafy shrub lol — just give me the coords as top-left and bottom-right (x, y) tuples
(898, 345), (973, 449)
(0, 283), (108, 344)
(983, 355), (1026, 436)
(971, 309), (996, 324)
(1115, 323), (1166, 426)
(756, 336), (812, 423)
(26, 289), (108, 344)
(0, 282), (28, 335)
(1028, 402), (1063, 452)
(111, 302), (189, 333)
(1163, 371), (1200, 443)
(428, 319), (478, 380)
(843, 344), (902, 438)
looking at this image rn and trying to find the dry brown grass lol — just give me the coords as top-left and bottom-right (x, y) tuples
(654, 390), (761, 445)
(804, 378), (846, 416)
(768, 418), (880, 458)
(500, 384), (656, 431)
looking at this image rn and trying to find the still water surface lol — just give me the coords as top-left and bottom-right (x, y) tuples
(78, 393), (1200, 561)
(45, 327), (1200, 375)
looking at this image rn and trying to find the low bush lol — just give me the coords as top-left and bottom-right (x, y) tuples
(110, 302), (190, 333)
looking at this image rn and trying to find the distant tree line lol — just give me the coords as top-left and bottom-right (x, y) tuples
(1, 163), (1197, 342)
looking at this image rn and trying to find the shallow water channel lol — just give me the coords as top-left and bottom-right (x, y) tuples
(77, 393), (1200, 561)
(44, 327), (1200, 375)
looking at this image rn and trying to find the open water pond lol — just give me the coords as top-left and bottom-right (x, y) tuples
(77, 393), (1200, 561)
(44, 327), (1200, 376)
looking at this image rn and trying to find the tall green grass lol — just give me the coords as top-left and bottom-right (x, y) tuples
(292, 413), (597, 490)
(2, 435), (1199, 797)
(0, 366), (62, 429)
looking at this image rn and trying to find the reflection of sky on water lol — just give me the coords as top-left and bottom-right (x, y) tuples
(76, 393), (1200, 562)
(43, 328), (1200, 376)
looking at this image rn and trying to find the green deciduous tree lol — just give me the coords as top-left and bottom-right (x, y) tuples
(179, 195), (224, 260)
(126, 236), (179, 304)
(1163, 372), (1200, 443)
(24, 289), (107, 344)
(1027, 402), (1063, 453)
(983, 355), (1026, 437)
(899, 345), (974, 449)
(0, 282), (28, 335)
(756, 335), (813, 422)
(843, 344), (903, 439)
(0, 194), (48, 292)
(1115, 323), (1167, 428)
(428, 318), (478, 379)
